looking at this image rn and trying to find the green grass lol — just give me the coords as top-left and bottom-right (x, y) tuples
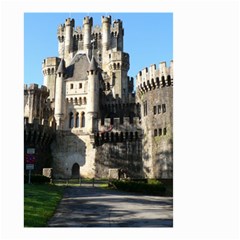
(24, 184), (65, 227)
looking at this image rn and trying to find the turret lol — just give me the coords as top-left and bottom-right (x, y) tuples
(83, 16), (93, 60)
(54, 58), (66, 129)
(64, 18), (75, 65)
(86, 57), (99, 133)
(42, 57), (61, 101)
(112, 19), (124, 51)
(101, 16), (111, 52)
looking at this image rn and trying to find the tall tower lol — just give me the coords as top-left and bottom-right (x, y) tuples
(83, 16), (93, 60)
(42, 57), (60, 101)
(54, 58), (66, 129)
(86, 57), (99, 133)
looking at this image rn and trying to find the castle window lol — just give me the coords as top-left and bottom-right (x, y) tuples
(99, 54), (102, 61)
(117, 63), (120, 69)
(113, 63), (116, 70)
(69, 112), (74, 128)
(79, 83), (82, 89)
(81, 112), (85, 127)
(79, 97), (82, 105)
(99, 33), (102, 39)
(161, 76), (166, 87)
(83, 97), (87, 104)
(153, 106), (157, 115)
(70, 83), (74, 89)
(167, 75), (171, 86)
(135, 132), (138, 140)
(162, 104), (166, 113)
(125, 132), (128, 140)
(163, 127), (167, 135)
(111, 132), (114, 142)
(120, 116), (124, 124)
(143, 101), (147, 116)
(109, 54), (111, 59)
(80, 34), (83, 41)
(120, 132), (124, 142)
(154, 129), (158, 137)
(75, 112), (79, 128)
(158, 105), (161, 114)
(24, 117), (29, 124)
(156, 77), (160, 87)
(107, 82), (110, 91)
(159, 128), (162, 136)
(115, 133), (119, 142)
(110, 117), (114, 125)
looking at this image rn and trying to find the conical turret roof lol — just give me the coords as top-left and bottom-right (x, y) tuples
(88, 57), (98, 71)
(56, 58), (66, 74)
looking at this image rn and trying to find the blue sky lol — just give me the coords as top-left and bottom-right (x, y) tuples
(24, 13), (173, 88)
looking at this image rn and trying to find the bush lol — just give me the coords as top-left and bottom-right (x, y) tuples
(110, 179), (166, 195)
(24, 174), (50, 184)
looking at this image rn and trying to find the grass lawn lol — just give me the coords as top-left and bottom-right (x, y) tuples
(24, 184), (65, 227)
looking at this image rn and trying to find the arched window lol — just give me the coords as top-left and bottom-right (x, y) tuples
(79, 97), (82, 105)
(69, 112), (74, 128)
(117, 63), (120, 69)
(80, 34), (83, 41)
(81, 112), (85, 127)
(83, 97), (87, 104)
(75, 112), (79, 128)
(51, 68), (54, 74)
(113, 63), (116, 70)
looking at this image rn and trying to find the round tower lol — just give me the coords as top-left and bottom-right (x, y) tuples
(101, 16), (111, 52)
(112, 19), (124, 51)
(42, 57), (61, 101)
(64, 18), (75, 65)
(83, 16), (93, 59)
(86, 57), (99, 133)
(57, 24), (65, 58)
(54, 58), (66, 129)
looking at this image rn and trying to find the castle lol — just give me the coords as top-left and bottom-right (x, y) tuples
(24, 15), (173, 179)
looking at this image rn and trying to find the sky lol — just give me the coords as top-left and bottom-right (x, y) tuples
(24, 13), (173, 88)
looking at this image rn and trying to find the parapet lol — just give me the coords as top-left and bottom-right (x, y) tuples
(136, 60), (173, 93)
(101, 15), (111, 24)
(42, 57), (61, 68)
(65, 18), (75, 27)
(83, 16), (93, 26)
(24, 84), (48, 93)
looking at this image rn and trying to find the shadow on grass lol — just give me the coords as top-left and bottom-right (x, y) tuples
(24, 184), (65, 227)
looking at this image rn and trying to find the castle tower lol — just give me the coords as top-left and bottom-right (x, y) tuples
(54, 58), (66, 129)
(112, 19), (124, 51)
(42, 57), (60, 101)
(83, 16), (93, 60)
(101, 16), (111, 52)
(64, 18), (75, 65)
(86, 57), (99, 133)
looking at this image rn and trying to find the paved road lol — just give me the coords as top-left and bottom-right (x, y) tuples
(47, 186), (173, 227)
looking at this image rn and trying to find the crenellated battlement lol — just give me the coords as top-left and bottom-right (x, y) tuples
(24, 83), (48, 93)
(83, 16), (93, 25)
(65, 18), (75, 27)
(101, 15), (111, 24)
(136, 60), (173, 94)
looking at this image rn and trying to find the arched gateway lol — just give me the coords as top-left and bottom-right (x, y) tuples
(72, 163), (80, 178)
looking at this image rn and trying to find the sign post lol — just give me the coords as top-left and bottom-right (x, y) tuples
(26, 164), (34, 184)
(25, 148), (35, 184)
